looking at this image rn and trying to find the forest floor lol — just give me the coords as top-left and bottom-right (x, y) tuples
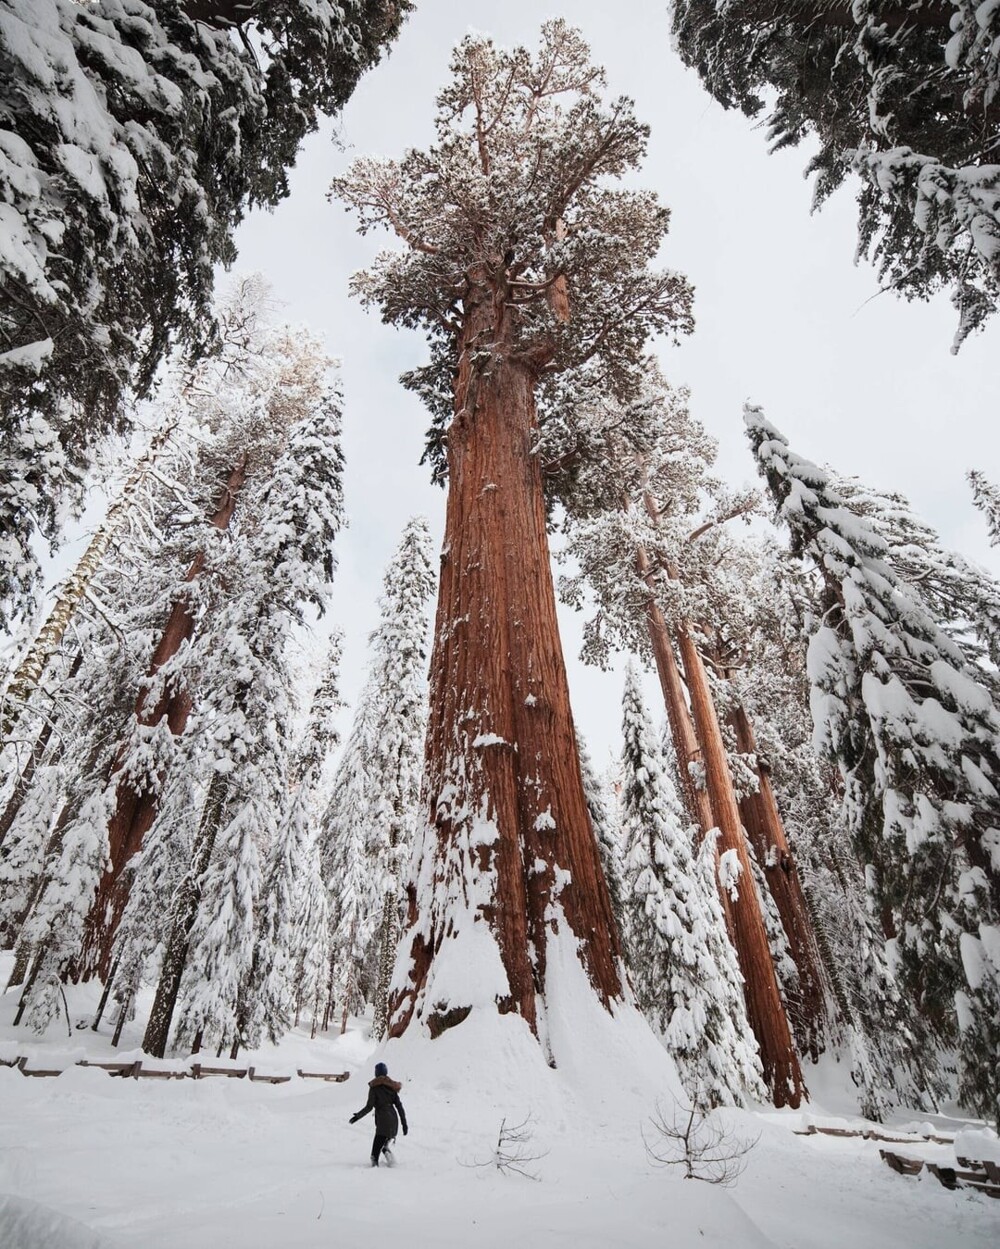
(0, 949), (997, 1249)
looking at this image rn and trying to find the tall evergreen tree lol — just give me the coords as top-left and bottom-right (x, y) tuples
(0, 0), (406, 619)
(320, 518), (435, 1037)
(144, 370), (346, 1055)
(747, 405), (1000, 1120)
(671, 0), (1000, 347)
(332, 22), (693, 1044)
(618, 664), (765, 1107)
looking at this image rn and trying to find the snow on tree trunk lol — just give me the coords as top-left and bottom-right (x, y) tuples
(390, 309), (624, 1039)
(80, 455), (248, 980)
(676, 623), (806, 1107)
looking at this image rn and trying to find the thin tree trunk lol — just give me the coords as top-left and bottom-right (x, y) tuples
(729, 701), (829, 1060)
(142, 773), (228, 1057)
(111, 992), (131, 1048)
(370, 892), (399, 1041)
(81, 457), (248, 980)
(389, 290), (622, 1041)
(676, 624), (806, 1108)
(91, 956), (120, 1031)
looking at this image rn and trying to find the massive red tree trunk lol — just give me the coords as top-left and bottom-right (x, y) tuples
(79, 458), (248, 980)
(729, 703), (829, 1060)
(676, 625), (807, 1108)
(389, 291), (623, 1040)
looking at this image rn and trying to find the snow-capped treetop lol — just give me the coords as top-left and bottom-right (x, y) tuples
(330, 20), (694, 482)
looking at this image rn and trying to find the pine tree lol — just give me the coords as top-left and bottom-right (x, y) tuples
(618, 664), (765, 1106)
(577, 731), (627, 948)
(0, 0), (406, 619)
(142, 369), (346, 1055)
(320, 519), (435, 1037)
(671, 0), (1000, 348)
(365, 518), (435, 1039)
(237, 633), (345, 1051)
(332, 24), (693, 1042)
(83, 289), (345, 977)
(747, 405), (1000, 1120)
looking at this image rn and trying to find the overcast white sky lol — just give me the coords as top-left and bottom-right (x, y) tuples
(231, 0), (999, 769)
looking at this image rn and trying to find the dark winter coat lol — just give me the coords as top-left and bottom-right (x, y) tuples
(351, 1076), (407, 1138)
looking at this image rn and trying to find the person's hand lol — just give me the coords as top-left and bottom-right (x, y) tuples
(402, 1124), (408, 1135)
(349, 1114), (359, 1123)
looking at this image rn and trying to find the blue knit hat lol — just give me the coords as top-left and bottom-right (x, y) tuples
(375, 1062), (388, 1077)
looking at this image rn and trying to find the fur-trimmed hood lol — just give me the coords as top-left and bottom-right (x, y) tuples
(369, 1075), (402, 1092)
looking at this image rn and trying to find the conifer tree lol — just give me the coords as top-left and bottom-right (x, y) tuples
(83, 288), (343, 977)
(577, 731), (627, 947)
(332, 22), (693, 1043)
(671, 0), (1000, 347)
(0, 0), (406, 619)
(618, 664), (765, 1106)
(366, 518), (435, 1039)
(747, 406), (1000, 1119)
(143, 377), (346, 1055)
(239, 632), (345, 1049)
(320, 519), (435, 1037)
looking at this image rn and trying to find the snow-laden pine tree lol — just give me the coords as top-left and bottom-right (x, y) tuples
(322, 717), (376, 1032)
(577, 731), (627, 949)
(332, 22), (693, 1044)
(0, 0), (406, 620)
(319, 518), (435, 1037)
(16, 790), (112, 1031)
(747, 406), (1000, 1120)
(144, 368), (346, 1056)
(618, 664), (765, 1106)
(83, 285), (344, 978)
(671, 1), (1000, 348)
(237, 631), (344, 1050)
(364, 518), (435, 1039)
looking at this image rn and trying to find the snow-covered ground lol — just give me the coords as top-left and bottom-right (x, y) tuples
(1, 951), (996, 1249)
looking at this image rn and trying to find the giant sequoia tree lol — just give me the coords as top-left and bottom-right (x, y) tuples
(0, 0), (406, 620)
(332, 22), (693, 1042)
(671, 1), (1000, 348)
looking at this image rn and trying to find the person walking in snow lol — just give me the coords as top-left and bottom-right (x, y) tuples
(350, 1062), (408, 1167)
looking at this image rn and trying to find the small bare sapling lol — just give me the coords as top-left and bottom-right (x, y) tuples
(464, 1113), (549, 1180)
(644, 1094), (759, 1186)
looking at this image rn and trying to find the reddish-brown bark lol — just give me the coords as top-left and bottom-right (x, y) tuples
(635, 541), (714, 835)
(79, 458), (248, 980)
(677, 624), (806, 1107)
(729, 702), (829, 1060)
(389, 286), (623, 1040)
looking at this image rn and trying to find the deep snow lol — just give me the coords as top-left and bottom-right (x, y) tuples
(0, 950), (997, 1249)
